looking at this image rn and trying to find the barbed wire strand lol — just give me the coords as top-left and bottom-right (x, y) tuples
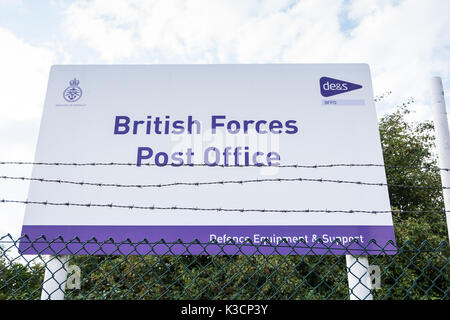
(373, 90), (392, 102)
(0, 198), (447, 215)
(0, 161), (448, 171)
(0, 174), (446, 190)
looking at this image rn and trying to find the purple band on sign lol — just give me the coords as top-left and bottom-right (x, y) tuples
(19, 225), (397, 255)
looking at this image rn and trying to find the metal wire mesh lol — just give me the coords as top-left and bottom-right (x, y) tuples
(1, 234), (448, 300)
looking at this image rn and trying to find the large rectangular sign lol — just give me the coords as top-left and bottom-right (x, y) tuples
(20, 64), (396, 255)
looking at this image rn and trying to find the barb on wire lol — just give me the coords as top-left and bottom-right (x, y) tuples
(0, 174), (446, 190)
(0, 198), (447, 215)
(0, 161), (448, 171)
(373, 90), (392, 102)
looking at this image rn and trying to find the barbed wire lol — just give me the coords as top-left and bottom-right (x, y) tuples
(0, 161), (447, 171)
(0, 174), (445, 190)
(373, 90), (392, 102)
(0, 198), (447, 215)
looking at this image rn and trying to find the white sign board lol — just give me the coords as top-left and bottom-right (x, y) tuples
(20, 64), (396, 255)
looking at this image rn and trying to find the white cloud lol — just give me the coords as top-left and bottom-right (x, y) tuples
(346, 0), (396, 20)
(62, 0), (450, 118)
(0, 28), (54, 122)
(0, 27), (56, 237)
(63, 0), (306, 63)
(64, 0), (138, 62)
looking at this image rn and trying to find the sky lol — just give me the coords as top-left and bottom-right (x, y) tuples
(0, 0), (450, 239)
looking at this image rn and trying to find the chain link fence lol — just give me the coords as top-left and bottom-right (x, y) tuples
(0, 234), (448, 300)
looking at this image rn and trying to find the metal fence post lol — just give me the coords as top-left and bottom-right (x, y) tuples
(431, 76), (450, 241)
(345, 255), (373, 300)
(40, 255), (69, 300)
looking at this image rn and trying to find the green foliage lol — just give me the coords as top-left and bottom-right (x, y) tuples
(0, 253), (44, 299)
(379, 102), (447, 244)
(373, 103), (448, 299)
(0, 103), (448, 300)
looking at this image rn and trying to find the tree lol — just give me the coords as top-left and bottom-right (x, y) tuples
(374, 103), (448, 299)
(0, 253), (43, 300)
(379, 102), (447, 244)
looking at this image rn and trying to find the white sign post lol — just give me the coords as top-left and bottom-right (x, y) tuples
(431, 76), (450, 241)
(40, 255), (68, 300)
(346, 255), (373, 300)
